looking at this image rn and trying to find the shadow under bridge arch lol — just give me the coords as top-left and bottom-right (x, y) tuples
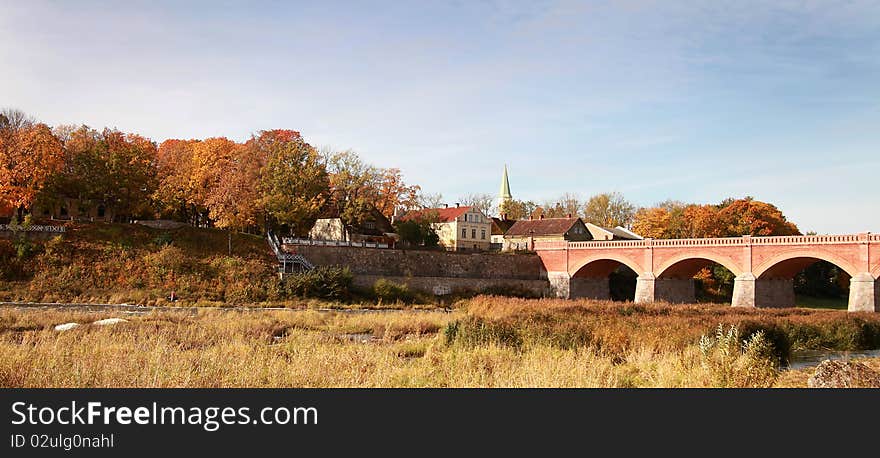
(569, 256), (642, 302)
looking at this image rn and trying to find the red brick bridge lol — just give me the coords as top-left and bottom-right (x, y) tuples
(535, 233), (880, 312)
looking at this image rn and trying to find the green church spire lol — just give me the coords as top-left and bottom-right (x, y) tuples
(499, 164), (512, 201)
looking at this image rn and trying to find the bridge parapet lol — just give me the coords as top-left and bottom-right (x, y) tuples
(554, 234), (875, 251)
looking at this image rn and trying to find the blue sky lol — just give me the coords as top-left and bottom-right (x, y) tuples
(2, 1), (878, 233)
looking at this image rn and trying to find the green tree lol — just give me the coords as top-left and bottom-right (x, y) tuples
(255, 130), (329, 235)
(325, 149), (381, 230)
(393, 219), (439, 248)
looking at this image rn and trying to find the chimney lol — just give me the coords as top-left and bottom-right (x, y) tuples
(502, 213), (507, 220)
(444, 203), (448, 208)
(528, 214), (533, 221)
(455, 202), (460, 208)
(567, 213), (572, 218)
(539, 214), (544, 220)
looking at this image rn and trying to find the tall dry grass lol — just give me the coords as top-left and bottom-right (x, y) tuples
(2, 297), (879, 388)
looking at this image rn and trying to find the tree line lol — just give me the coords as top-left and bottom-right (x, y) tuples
(499, 192), (801, 238)
(0, 109), (422, 235)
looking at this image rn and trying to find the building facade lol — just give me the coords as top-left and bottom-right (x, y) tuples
(400, 205), (492, 251)
(503, 216), (592, 251)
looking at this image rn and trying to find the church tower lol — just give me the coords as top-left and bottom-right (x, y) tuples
(497, 164), (512, 216)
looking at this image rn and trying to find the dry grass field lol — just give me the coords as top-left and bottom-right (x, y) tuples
(3, 296), (879, 388)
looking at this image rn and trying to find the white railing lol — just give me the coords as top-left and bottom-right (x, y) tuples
(542, 233), (875, 250)
(568, 240), (647, 249)
(749, 234), (861, 245)
(281, 237), (389, 249)
(0, 224), (66, 233)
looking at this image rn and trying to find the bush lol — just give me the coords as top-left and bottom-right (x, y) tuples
(372, 278), (414, 303)
(152, 232), (174, 247)
(283, 266), (353, 301)
(444, 316), (523, 349)
(699, 324), (778, 388)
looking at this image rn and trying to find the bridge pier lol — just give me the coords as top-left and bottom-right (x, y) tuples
(547, 272), (571, 298)
(634, 274), (654, 303)
(732, 274), (795, 308)
(849, 273), (878, 312)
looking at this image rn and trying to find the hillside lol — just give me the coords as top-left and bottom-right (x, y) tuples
(0, 222), (280, 305)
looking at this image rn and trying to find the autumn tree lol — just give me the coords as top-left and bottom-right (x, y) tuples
(189, 137), (238, 210)
(374, 168), (420, 219)
(681, 204), (722, 238)
(154, 139), (199, 223)
(254, 130), (329, 235)
(499, 199), (538, 220)
(716, 197), (800, 236)
(205, 143), (264, 253)
(0, 121), (64, 218)
(582, 192), (635, 228)
(631, 207), (671, 239)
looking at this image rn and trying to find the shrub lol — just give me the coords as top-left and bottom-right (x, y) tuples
(152, 232), (174, 247)
(444, 316), (523, 349)
(144, 245), (189, 277)
(372, 278), (413, 303)
(283, 266), (353, 301)
(698, 324), (778, 388)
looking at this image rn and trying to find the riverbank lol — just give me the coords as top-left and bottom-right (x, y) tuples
(3, 297), (879, 387)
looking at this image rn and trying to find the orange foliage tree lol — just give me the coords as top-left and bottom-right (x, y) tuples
(0, 123), (64, 218)
(374, 168), (421, 219)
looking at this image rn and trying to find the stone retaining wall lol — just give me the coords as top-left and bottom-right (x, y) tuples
(290, 245), (551, 296)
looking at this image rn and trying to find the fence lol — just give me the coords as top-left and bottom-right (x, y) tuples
(0, 224), (66, 233)
(281, 237), (390, 249)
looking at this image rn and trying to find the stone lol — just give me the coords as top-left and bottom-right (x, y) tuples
(92, 318), (129, 326)
(54, 323), (80, 331)
(807, 360), (880, 388)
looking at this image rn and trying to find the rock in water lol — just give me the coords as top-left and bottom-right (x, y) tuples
(54, 323), (80, 331)
(807, 360), (880, 388)
(92, 318), (129, 326)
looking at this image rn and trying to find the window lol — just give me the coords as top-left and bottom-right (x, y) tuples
(364, 221), (375, 230)
(471, 229), (476, 239)
(481, 229), (486, 240)
(97, 205), (106, 218)
(462, 228), (467, 239)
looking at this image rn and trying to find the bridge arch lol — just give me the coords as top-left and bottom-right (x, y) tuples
(569, 255), (643, 278)
(753, 249), (860, 280)
(655, 253), (743, 279)
(568, 255), (643, 302)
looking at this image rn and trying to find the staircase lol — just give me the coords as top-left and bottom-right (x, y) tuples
(267, 231), (315, 274)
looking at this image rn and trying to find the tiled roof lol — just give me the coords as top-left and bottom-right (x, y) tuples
(505, 217), (583, 237)
(398, 206), (471, 223)
(491, 217), (517, 235)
